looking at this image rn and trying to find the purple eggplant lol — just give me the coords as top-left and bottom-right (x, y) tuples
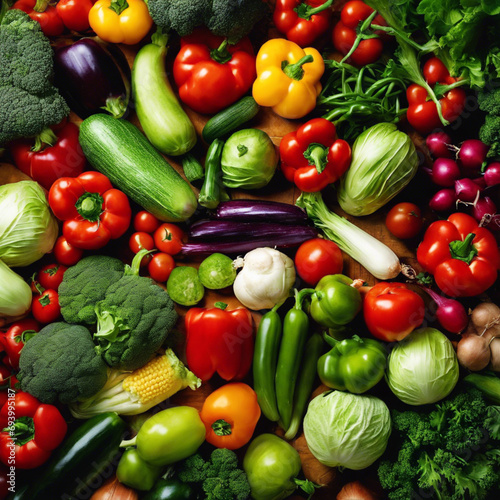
(215, 200), (308, 224)
(54, 38), (131, 119)
(189, 219), (313, 241)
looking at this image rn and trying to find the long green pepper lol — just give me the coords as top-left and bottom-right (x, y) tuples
(275, 290), (310, 431)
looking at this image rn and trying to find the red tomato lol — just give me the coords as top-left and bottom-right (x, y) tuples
(363, 282), (425, 342)
(153, 223), (185, 255)
(148, 252), (175, 283)
(423, 57), (450, 86)
(56, 0), (93, 32)
(31, 290), (61, 324)
(129, 232), (154, 267)
(53, 236), (84, 266)
(385, 202), (424, 239)
(37, 263), (68, 291)
(294, 238), (343, 286)
(133, 210), (161, 234)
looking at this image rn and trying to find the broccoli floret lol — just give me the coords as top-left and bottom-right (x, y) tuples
(58, 255), (126, 325)
(147, 0), (268, 42)
(477, 87), (500, 116)
(479, 114), (500, 158)
(94, 273), (178, 371)
(18, 322), (108, 405)
(0, 9), (69, 146)
(177, 448), (251, 500)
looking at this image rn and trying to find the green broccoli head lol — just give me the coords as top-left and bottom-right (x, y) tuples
(477, 86), (500, 116)
(18, 322), (108, 405)
(147, 0), (267, 41)
(479, 114), (500, 158)
(0, 9), (69, 146)
(58, 255), (126, 325)
(94, 275), (178, 371)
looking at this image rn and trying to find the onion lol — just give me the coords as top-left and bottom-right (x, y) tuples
(422, 286), (468, 334)
(470, 302), (500, 338)
(456, 333), (491, 371)
(489, 337), (500, 371)
(484, 162), (500, 187)
(431, 158), (461, 187)
(426, 132), (453, 159)
(337, 481), (377, 500)
(459, 139), (490, 171)
(429, 188), (457, 212)
(455, 177), (483, 202)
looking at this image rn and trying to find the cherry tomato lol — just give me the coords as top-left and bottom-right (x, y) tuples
(133, 210), (161, 234)
(52, 236), (84, 266)
(55, 0), (93, 32)
(37, 263), (68, 291)
(32, 289), (61, 324)
(441, 88), (467, 123)
(385, 202), (424, 239)
(363, 282), (425, 342)
(148, 252), (175, 283)
(423, 57), (450, 86)
(294, 238), (343, 286)
(129, 232), (154, 267)
(153, 223), (185, 255)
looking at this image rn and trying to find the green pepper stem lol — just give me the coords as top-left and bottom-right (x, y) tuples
(108, 0), (129, 15)
(32, 128), (58, 152)
(295, 0), (333, 20)
(5, 417), (35, 447)
(282, 54), (314, 81)
(119, 436), (137, 448)
(151, 26), (169, 49)
(449, 233), (478, 264)
(294, 287), (316, 310)
(210, 40), (232, 64)
(211, 419), (232, 436)
(303, 143), (328, 174)
(34, 0), (49, 12)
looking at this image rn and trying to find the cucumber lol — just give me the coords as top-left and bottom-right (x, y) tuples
(132, 34), (197, 157)
(11, 412), (127, 500)
(79, 113), (198, 222)
(202, 96), (260, 143)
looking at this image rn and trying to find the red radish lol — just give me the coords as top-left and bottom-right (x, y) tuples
(472, 196), (497, 225)
(421, 286), (469, 334)
(426, 131), (453, 158)
(484, 162), (500, 187)
(455, 177), (483, 202)
(429, 188), (457, 212)
(431, 158), (461, 187)
(458, 139), (490, 171)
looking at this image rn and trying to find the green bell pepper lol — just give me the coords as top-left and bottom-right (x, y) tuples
(116, 448), (163, 491)
(120, 406), (206, 467)
(243, 433), (317, 500)
(308, 274), (362, 331)
(317, 334), (387, 394)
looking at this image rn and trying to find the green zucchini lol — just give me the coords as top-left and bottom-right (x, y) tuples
(202, 96), (260, 144)
(11, 412), (127, 500)
(133, 31), (197, 156)
(79, 114), (198, 222)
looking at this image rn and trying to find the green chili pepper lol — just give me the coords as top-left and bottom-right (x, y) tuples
(317, 334), (387, 394)
(275, 290), (310, 431)
(253, 303), (283, 422)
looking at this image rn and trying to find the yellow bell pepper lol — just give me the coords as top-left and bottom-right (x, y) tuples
(89, 0), (153, 45)
(252, 38), (324, 119)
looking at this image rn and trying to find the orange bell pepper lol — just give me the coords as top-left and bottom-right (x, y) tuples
(252, 38), (324, 119)
(88, 0), (153, 45)
(200, 383), (261, 450)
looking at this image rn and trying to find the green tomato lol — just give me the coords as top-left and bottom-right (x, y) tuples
(198, 253), (236, 290)
(136, 406), (206, 466)
(221, 129), (278, 189)
(116, 448), (162, 491)
(166, 266), (204, 306)
(243, 433), (301, 500)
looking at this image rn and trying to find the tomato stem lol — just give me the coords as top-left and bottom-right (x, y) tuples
(295, 0), (333, 20)
(211, 419), (232, 436)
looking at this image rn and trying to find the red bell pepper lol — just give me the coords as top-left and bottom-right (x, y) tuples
(0, 391), (67, 469)
(11, 0), (65, 36)
(417, 212), (500, 297)
(55, 0), (94, 32)
(48, 171), (131, 251)
(0, 319), (40, 371)
(10, 122), (86, 191)
(173, 28), (257, 115)
(332, 0), (387, 66)
(279, 118), (351, 192)
(273, 0), (334, 47)
(406, 57), (467, 135)
(185, 304), (254, 382)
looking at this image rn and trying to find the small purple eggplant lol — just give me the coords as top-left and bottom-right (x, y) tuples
(54, 38), (131, 119)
